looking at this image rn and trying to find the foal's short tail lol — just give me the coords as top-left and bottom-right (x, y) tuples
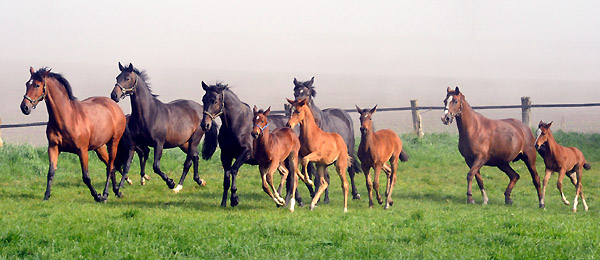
(584, 162), (592, 170)
(201, 122), (219, 160)
(399, 149), (409, 162)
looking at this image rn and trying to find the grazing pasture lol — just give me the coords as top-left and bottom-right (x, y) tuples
(1, 132), (599, 259)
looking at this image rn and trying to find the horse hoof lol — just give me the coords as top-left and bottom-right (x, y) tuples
(323, 198), (330, 204)
(540, 203), (545, 208)
(505, 199), (513, 205)
(141, 179), (146, 186)
(384, 204), (390, 210)
(296, 200), (304, 207)
(116, 192), (123, 198)
(353, 193), (361, 200)
(564, 201), (570, 205)
(572, 208), (577, 213)
(143, 174), (151, 180)
(377, 199), (384, 205)
(126, 178), (133, 185)
(231, 196), (239, 207)
(198, 179), (206, 187)
(309, 204), (316, 211)
(389, 201), (394, 206)
(172, 185), (183, 193)
(467, 199), (475, 204)
(167, 179), (176, 189)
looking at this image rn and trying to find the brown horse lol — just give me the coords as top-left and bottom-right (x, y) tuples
(20, 67), (126, 202)
(252, 106), (304, 212)
(441, 87), (543, 207)
(286, 98), (350, 212)
(356, 105), (407, 209)
(535, 121), (591, 211)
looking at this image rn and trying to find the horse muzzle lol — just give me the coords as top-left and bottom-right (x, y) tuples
(360, 127), (367, 135)
(251, 131), (259, 139)
(201, 117), (212, 132)
(20, 100), (32, 115)
(441, 113), (453, 125)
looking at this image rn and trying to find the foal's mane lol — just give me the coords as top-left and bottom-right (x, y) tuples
(33, 67), (77, 100)
(131, 67), (158, 98)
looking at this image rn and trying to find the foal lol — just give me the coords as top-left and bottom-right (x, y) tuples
(252, 106), (303, 212)
(356, 105), (407, 209)
(286, 98), (350, 212)
(535, 121), (591, 212)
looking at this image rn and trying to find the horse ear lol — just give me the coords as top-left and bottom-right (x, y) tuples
(286, 98), (295, 104)
(42, 68), (51, 78)
(547, 121), (553, 128)
(538, 120), (545, 128)
(370, 105), (377, 114)
(454, 86), (460, 94)
(264, 106), (271, 116)
(30, 67), (35, 75)
(307, 77), (314, 87)
(355, 105), (362, 114)
(127, 63), (134, 72)
(293, 78), (299, 85)
(446, 86), (452, 93)
(119, 62), (124, 71)
(253, 105), (258, 114)
(202, 81), (209, 91)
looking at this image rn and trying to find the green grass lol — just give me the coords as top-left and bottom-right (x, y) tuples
(1, 132), (600, 259)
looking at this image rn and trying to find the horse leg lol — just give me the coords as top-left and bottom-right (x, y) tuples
(220, 155), (233, 207)
(267, 162), (285, 205)
(385, 157), (399, 209)
(305, 163), (316, 197)
(497, 164), (520, 205)
(348, 164), (360, 200)
(310, 164), (329, 211)
(152, 143), (176, 189)
(259, 166), (280, 206)
(335, 158), (349, 213)
(284, 158), (304, 207)
(557, 170), (569, 205)
(474, 171), (488, 205)
(523, 151), (543, 208)
(362, 164), (374, 208)
(323, 171), (331, 204)
(78, 149), (103, 202)
(43, 145), (60, 200)
(372, 164), (384, 205)
(540, 169), (553, 208)
(277, 163), (289, 196)
(289, 163), (299, 212)
(466, 160), (485, 204)
(106, 139), (121, 198)
(173, 143), (193, 193)
(572, 167), (584, 212)
(138, 146), (151, 185)
(229, 148), (252, 207)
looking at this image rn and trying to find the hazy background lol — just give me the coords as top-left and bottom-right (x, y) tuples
(1, 1), (599, 145)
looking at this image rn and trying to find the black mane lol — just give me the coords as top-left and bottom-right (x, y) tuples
(131, 67), (158, 98)
(33, 67), (77, 100)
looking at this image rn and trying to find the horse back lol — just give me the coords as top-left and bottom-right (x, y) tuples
(77, 96), (126, 149)
(321, 108), (355, 150)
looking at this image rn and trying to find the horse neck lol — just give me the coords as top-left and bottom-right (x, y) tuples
(298, 106), (323, 141)
(256, 125), (272, 150)
(44, 79), (76, 126)
(455, 98), (480, 137)
(129, 77), (155, 120)
(544, 131), (562, 156)
(361, 125), (375, 145)
(220, 90), (247, 129)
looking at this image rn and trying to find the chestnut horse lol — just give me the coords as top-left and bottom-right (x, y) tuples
(252, 106), (304, 212)
(286, 98), (350, 212)
(356, 105), (408, 209)
(535, 121), (591, 211)
(20, 67), (126, 202)
(441, 87), (543, 207)
(111, 63), (218, 193)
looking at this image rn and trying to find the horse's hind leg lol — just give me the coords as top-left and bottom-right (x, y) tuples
(310, 165), (329, 211)
(188, 136), (205, 188)
(173, 143), (193, 193)
(523, 152), (543, 207)
(540, 169), (553, 208)
(335, 159), (349, 213)
(43, 145), (60, 200)
(498, 164), (520, 205)
(151, 143), (176, 189)
(572, 167), (587, 212)
(78, 149), (103, 202)
(106, 139), (121, 198)
(348, 165), (360, 200)
(385, 156), (399, 209)
(474, 171), (488, 205)
(137, 146), (150, 185)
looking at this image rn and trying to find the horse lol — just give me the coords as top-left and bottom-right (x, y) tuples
(110, 63), (218, 193)
(292, 77), (362, 203)
(535, 121), (591, 211)
(252, 106), (305, 212)
(287, 97), (350, 212)
(441, 87), (543, 207)
(200, 82), (303, 207)
(20, 67), (126, 202)
(356, 105), (408, 209)
(113, 115), (151, 186)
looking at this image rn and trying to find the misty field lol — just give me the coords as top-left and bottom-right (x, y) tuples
(1, 132), (600, 259)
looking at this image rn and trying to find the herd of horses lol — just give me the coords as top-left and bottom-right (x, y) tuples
(18, 64), (592, 212)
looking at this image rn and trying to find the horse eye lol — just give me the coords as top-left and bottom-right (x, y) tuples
(452, 100), (457, 104)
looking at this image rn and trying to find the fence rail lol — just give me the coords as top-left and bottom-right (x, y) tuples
(2, 98), (600, 138)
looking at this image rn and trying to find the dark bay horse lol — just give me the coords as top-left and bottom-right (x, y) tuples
(200, 82), (301, 207)
(293, 77), (362, 201)
(113, 115), (150, 186)
(252, 106), (304, 212)
(20, 67), (126, 202)
(441, 87), (543, 207)
(356, 105), (408, 209)
(111, 63), (218, 193)
(535, 121), (591, 211)
(287, 98), (350, 212)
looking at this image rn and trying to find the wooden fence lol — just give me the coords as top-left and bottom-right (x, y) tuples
(2, 97), (600, 139)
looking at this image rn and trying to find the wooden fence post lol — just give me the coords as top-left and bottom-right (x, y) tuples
(521, 96), (531, 127)
(410, 100), (424, 138)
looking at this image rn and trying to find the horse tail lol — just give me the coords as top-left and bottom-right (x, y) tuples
(399, 148), (409, 162)
(349, 151), (362, 173)
(201, 122), (219, 160)
(584, 162), (591, 170)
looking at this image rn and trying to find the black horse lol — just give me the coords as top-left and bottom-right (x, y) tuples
(292, 77), (363, 200)
(113, 115), (150, 187)
(200, 82), (304, 207)
(110, 63), (218, 193)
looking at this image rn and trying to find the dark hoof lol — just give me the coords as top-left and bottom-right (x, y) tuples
(505, 199), (513, 205)
(296, 200), (305, 207)
(116, 191), (123, 198)
(353, 193), (361, 200)
(389, 200), (394, 206)
(43, 195), (50, 201)
(94, 195), (106, 203)
(231, 195), (239, 207)
(540, 203), (545, 208)
(166, 179), (176, 189)
(194, 178), (205, 187)
(467, 199), (475, 204)
(323, 197), (330, 204)
(377, 199), (384, 205)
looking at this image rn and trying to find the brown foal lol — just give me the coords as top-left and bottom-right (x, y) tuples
(535, 121), (591, 212)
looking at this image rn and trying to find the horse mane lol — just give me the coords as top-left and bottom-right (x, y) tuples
(131, 67), (158, 98)
(33, 67), (77, 100)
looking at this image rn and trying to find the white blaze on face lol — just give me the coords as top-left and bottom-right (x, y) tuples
(535, 128), (542, 143)
(256, 116), (260, 121)
(444, 96), (453, 115)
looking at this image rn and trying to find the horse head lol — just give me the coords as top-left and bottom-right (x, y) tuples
(251, 106), (270, 139)
(286, 97), (309, 128)
(293, 77), (316, 102)
(111, 62), (137, 102)
(535, 121), (553, 150)
(200, 81), (227, 131)
(21, 67), (51, 115)
(441, 86), (464, 125)
(356, 105), (377, 135)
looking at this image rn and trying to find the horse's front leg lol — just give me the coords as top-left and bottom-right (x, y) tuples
(78, 149), (103, 202)
(540, 168), (553, 208)
(220, 155), (233, 207)
(362, 164), (374, 208)
(43, 145), (60, 200)
(557, 169), (569, 205)
(152, 143), (176, 189)
(228, 148), (252, 207)
(466, 159), (485, 204)
(372, 164), (384, 205)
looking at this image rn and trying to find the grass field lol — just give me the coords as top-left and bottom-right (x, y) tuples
(1, 132), (600, 259)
